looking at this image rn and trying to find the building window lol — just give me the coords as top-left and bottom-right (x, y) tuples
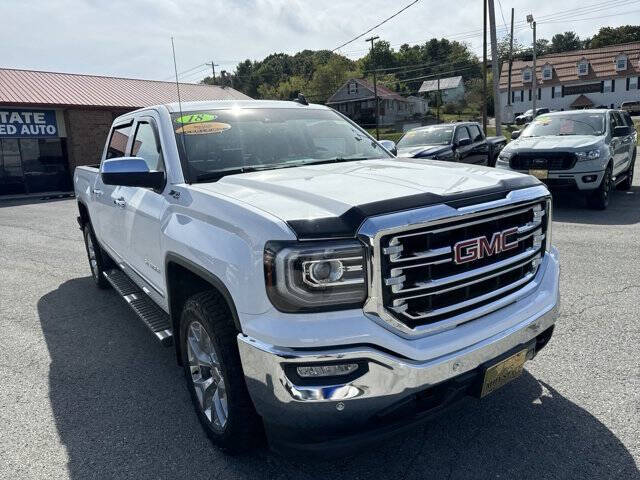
(537, 88), (541, 100)
(348, 82), (358, 94)
(528, 89), (532, 101)
(551, 86), (555, 99)
(511, 91), (515, 103)
(520, 90), (524, 102)
(542, 65), (552, 80)
(577, 60), (589, 76)
(616, 55), (627, 71)
(522, 68), (532, 83)
(627, 77), (631, 91)
(0, 138), (71, 195)
(612, 79), (615, 92)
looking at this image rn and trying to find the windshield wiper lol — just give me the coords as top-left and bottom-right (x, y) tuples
(300, 156), (373, 167)
(194, 163), (300, 182)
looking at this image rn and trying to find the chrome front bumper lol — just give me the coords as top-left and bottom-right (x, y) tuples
(237, 265), (559, 435)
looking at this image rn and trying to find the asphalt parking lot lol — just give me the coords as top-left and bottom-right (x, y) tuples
(1, 181), (639, 480)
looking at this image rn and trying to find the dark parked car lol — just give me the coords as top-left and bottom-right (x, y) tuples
(395, 122), (506, 166)
(515, 108), (550, 125)
(621, 101), (640, 115)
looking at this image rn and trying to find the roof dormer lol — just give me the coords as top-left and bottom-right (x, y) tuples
(577, 57), (589, 76)
(522, 67), (533, 83)
(542, 63), (553, 80)
(615, 53), (628, 71)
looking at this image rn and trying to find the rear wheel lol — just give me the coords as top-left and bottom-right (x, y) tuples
(180, 291), (263, 453)
(587, 166), (612, 210)
(617, 150), (635, 191)
(83, 224), (110, 289)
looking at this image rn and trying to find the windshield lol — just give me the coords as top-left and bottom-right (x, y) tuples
(172, 108), (390, 181)
(521, 113), (606, 137)
(397, 126), (454, 147)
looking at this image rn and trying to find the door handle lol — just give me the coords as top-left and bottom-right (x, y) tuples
(92, 188), (103, 197)
(114, 197), (126, 208)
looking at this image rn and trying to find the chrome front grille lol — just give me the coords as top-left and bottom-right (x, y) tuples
(378, 199), (548, 330)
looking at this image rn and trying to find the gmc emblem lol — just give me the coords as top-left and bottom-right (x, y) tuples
(453, 227), (519, 264)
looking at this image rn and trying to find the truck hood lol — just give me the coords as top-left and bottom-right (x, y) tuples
(193, 157), (539, 238)
(509, 135), (602, 151)
(396, 145), (451, 158)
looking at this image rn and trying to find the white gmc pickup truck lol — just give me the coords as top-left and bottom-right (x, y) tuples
(74, 99), (559, 453)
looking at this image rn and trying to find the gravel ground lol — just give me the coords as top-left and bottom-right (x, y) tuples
(0, 180), (639, 479)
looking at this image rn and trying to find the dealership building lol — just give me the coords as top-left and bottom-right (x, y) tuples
(499, 42), (640, 121)
(0, 68), (250, 197)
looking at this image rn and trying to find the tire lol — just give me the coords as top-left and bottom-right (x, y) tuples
(82, 223), (110, 289)
(587, 165), (612, 210)
(617, 150), (635, 191)
(180, 291), (263, 453)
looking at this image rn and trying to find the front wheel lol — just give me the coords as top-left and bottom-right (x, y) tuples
(587, 166), (612, 210)
(180, 291), (263, 453)
(83, 224), (110, 289)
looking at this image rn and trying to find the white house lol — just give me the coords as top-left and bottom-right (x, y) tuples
(499, 42), (640, 121)
(418, 76), (465, 105)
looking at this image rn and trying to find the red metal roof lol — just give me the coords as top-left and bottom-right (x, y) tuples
(500, 42), (640, 90)
(0, 68), (251, 108)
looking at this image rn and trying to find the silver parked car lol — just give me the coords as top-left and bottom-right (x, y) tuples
(497, 109), (636, 209)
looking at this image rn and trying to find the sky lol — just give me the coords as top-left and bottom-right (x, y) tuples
(1, 0), (639, 83)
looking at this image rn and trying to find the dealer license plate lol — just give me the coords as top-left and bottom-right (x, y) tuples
(480, 349), (527, 397)
(529, 169), (548, 179)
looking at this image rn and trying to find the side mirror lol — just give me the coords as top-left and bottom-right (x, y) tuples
(379, 139), (397, 156)
(457, 137), (472, 147)
(511, 130), (521, 140)
(101, 157), (165, 190)
(613, 125), (631, 137)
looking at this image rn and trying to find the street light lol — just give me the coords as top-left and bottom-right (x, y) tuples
(527, 14), (537, 112)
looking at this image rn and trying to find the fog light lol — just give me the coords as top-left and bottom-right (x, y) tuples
(296, 363), (359, 378)
(582, 175), (597, 183)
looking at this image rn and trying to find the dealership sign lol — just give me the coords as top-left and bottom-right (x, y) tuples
(0, 109), (58, 137)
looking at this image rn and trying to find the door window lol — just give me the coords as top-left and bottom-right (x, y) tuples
(454, 126), (471, 144)
(106, 123), (132, 159)
(131, 120), (163, 171)
(467, 125), (483, 142)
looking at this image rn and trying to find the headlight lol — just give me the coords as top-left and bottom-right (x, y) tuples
(264, 240), (367, 312)
(498, 150), (514, 161)
(575, 149), (600, 161)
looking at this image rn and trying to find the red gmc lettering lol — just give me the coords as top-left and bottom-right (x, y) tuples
(454, 227), (520, 264)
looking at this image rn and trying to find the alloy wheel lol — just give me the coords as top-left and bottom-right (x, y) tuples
(186, 321), (228, 430)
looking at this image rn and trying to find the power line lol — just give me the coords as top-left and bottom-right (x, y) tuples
(332, 0), (421, 52)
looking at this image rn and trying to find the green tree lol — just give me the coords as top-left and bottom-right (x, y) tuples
(590, 25), (640, 48)
(549, 31), (582, 53)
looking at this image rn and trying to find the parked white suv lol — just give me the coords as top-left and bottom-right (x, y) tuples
(74, 100), (559, 453)
(497, 109), (636, 209)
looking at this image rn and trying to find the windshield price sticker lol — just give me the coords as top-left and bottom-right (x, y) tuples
(175, 113), (218, 124)
(175, 122), (231, 135)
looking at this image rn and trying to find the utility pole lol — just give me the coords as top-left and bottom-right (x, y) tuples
(482, 0), (488, 133)
(507, 8), (514, 106)
(527, 14), (537, 112)
(365, 35), (380, 140)
(209, 61), (219, 84)
(488, 0), (502, 135)
(436, 77), (441, 123)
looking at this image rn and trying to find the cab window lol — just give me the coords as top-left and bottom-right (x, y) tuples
(106, 123), (132, 159)
(131, 120), (163, 171)
(467, 124), (483, 142)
